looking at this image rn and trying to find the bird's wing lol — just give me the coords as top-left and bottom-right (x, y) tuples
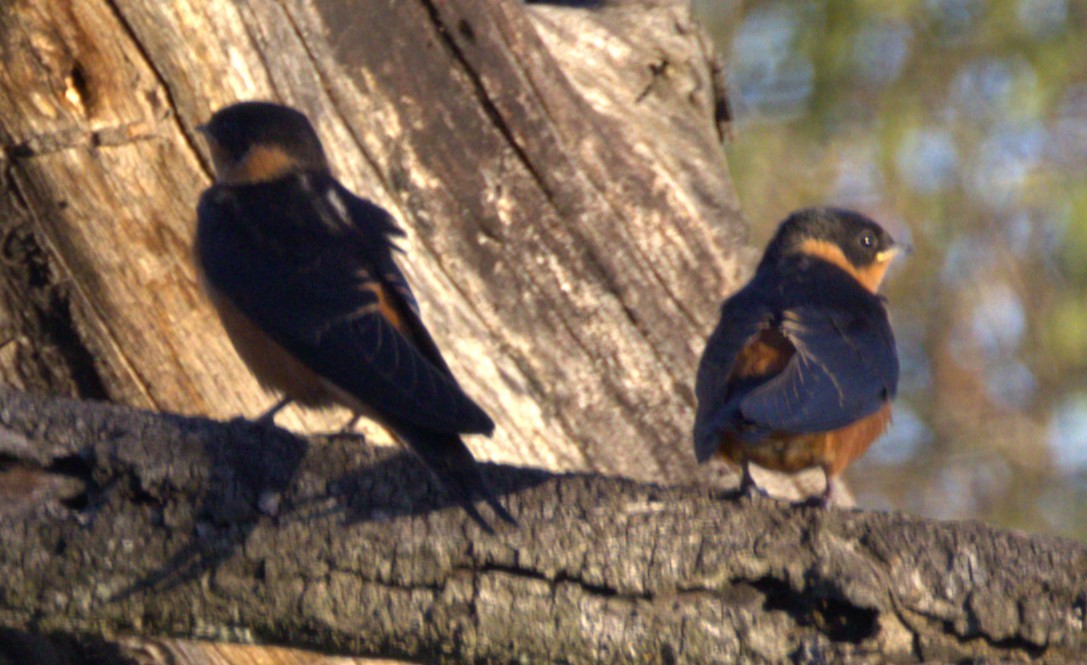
(196, 175), (494, 435)
(336, 184), (460, 379)
(693, 286), (774, 462)
(737, 302), (898, 436)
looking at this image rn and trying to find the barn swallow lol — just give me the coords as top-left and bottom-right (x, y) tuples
(193, 101), (515, 530)
(693, 208), (906, 506)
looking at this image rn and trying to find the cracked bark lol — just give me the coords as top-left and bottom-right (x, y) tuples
(1, 386), (1085, 663)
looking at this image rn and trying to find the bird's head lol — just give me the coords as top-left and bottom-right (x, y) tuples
(760, 207), (909, 293)
(197, 101), (328, 185)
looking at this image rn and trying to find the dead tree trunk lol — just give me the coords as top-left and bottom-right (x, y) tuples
(1, 1), (748, 661)
(1, 386), (1085, 663)
(0, 0), (744, 485)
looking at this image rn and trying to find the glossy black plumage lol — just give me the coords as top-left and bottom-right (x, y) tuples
(197, 174), (493, 436)
(693, 207), (903, 504)
(194, 102), (513, 529)
(694, 256), (898, 458)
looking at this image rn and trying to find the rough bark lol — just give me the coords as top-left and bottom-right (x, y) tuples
(2, 386), (1085, 664)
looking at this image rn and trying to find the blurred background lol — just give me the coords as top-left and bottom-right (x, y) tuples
(691, 0), (1087, 540)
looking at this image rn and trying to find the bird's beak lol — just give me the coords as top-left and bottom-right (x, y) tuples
(876, 241), (912, 263)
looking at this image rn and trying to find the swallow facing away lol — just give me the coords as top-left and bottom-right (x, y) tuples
(693, 208), (906, 506)
(193, 101), (514, 530)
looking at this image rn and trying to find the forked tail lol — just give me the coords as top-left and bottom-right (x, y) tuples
(393, 423), (517, 533)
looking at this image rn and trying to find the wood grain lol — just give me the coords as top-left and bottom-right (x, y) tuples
(1, 1), (759, 662)
(0, 0), (747, 483)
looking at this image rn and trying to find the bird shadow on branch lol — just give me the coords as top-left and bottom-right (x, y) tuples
(2, 387), (1084, 663)
(106, 421), (550, 603)
(0, 387), (549, 605)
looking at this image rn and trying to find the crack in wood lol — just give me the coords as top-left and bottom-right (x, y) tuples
(418, 0), (553, 203)
(3, 123), (160, 159)
(99, 0), (210, 177)
(0, 181), (111, 401)
(416, 2), (691, 472)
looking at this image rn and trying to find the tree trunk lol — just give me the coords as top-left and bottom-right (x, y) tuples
(0, 0), (744, 484)
(0, 0), (750, 661)
(1, 386), (1085, 663)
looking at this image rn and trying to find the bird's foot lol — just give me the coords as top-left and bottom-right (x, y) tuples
(253, 397), (292, 429)
(736, 469), (769, 500)
(338, 413), (362, 435)
(795, 476), (835, 509)
(253, 413), (278, 429)
(738, 484), (770, 500)
(795, 494), (833, 509)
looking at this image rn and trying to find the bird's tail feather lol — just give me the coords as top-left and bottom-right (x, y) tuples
(394, 424), (516, 533)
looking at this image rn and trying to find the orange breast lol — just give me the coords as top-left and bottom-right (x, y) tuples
(202, 280), (335, 407)
(717, 401), (892, 477)
(823, 401), (893, 475)
(715, 327), (891, 476)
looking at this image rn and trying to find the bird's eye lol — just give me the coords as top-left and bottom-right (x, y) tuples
(860, 233), (875, 248)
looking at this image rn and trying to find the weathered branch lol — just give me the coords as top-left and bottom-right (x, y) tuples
(2, 386), (1084, 663)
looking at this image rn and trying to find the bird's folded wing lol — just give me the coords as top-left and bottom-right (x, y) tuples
(692, 290), (770, 461)
(198, 186), (494, 435)
(738, 304), (898, 435)
(339, 186), (461, 380)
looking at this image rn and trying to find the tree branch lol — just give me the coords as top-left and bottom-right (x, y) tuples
(1, 385), (1083, 663)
